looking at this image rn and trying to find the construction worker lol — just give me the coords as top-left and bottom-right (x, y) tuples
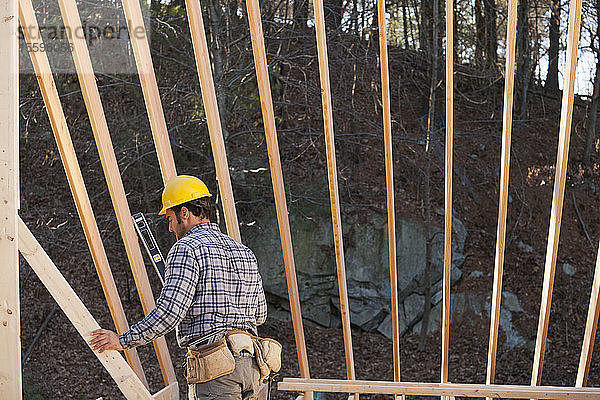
(89, 175), (268, 400)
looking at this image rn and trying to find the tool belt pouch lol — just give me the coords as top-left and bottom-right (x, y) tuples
(252, 337), (282, 383)
(186, 337), (235, 384)
(226, 330), (255, 356)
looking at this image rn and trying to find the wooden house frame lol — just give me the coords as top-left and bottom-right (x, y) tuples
(2, 0), (600, 398)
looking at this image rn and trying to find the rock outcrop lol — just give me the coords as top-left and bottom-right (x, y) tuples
(243, 203), (467, 337)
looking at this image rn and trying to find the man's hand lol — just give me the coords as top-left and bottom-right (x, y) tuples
(89, 329), (124, 353)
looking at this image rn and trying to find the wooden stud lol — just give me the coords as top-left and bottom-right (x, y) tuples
(576, 239), (600, 387)
(312, 0), (357, 392)
(18, 0), (148, 386)
(184, 0), (241, 241)
(442, 0), (454, 393)
(376, 0), (401, 389)
(530, 0), (582, 389)
(17, 218), (154, 400)
(0, 0), (20, 397)
(56, 0), (176, 385)
(152, 382), (179, 400)
(486, 0), (518, 392)
(120, 0), (177, 184)
(244, 1), (312, 398)
(278, 378), (600, 399)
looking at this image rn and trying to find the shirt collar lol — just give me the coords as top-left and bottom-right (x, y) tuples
(185, 222), (221, 237)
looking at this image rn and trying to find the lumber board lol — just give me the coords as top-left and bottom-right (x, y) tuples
(0, 0), (20, 397)
(486, 0), (518, 392)
(120, 0), (177, 183)
(18, 0), (148, 386)
(442, 0), (454, 393)
(17, 218), (154, 400)
(245, 1), (312, 397)
(376, 0), (400, 385)
(312, 0), (357, 391)
(530, 0), (582, 389)
(185, 0), (240, 241)
(152, 382), (179, 400)
(575, 239), (600, 387)
(56, 0), (176, 385)
(278, 378), (600, 399)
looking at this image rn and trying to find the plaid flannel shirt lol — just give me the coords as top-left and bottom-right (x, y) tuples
(119, 222), (267, 349)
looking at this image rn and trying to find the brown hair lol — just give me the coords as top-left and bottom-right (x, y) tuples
(172, 196), (215, 223)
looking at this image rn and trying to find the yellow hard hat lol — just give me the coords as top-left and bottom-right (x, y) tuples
(158, 175), (212, 215)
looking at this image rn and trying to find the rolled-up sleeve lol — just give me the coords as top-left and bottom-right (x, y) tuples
(120, 242), (199, 349)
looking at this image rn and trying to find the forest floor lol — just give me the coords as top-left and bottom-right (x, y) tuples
(16, 40), (600, 399)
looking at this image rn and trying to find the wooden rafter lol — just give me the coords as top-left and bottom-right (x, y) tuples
(55, 0), (176, 385)
(120, 0), (177, 184)
(18, 0), (148, 386)
(312, 0), (357, 393)
(531, 0), (582, 389)
(184, 0), (241, 241)
(576, 239), (600, 386)
(244, 1), (312, 398)
(486, 0), (518, 391)
(376, 0), (400, 385)
(442, 0), (454, 393)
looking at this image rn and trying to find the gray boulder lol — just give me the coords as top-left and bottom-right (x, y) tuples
(243, 202), (467, 337)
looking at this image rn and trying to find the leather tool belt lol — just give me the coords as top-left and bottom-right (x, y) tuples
(186, 337), (235, 384)
(186, 330), (282, 385)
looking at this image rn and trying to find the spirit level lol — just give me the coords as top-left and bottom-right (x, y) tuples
(132, 212), (165, 284)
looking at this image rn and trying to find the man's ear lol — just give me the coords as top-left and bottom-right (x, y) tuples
(180, 206), (189, 220)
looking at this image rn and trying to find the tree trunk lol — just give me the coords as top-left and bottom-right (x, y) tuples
(475, 0), (485, 64)
(410, 0), (421, 47)
(584, 62), (600, 164)
(402, 0), (410, 48)
(361, 0), (366, 39)
(476, 0), (497, 67)
(484, 0), (497, 66)
(516, 0), (530, 121)
(545, 0), (560, 91)
(420, 0), (433, 55)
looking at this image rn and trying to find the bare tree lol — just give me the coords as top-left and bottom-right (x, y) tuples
(484, 0), (497, 66)
(516, 0), (531, 121)
(420, 0), (433, 55)
(584, 0), (600, 164)
(545, 0), (560, 90)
